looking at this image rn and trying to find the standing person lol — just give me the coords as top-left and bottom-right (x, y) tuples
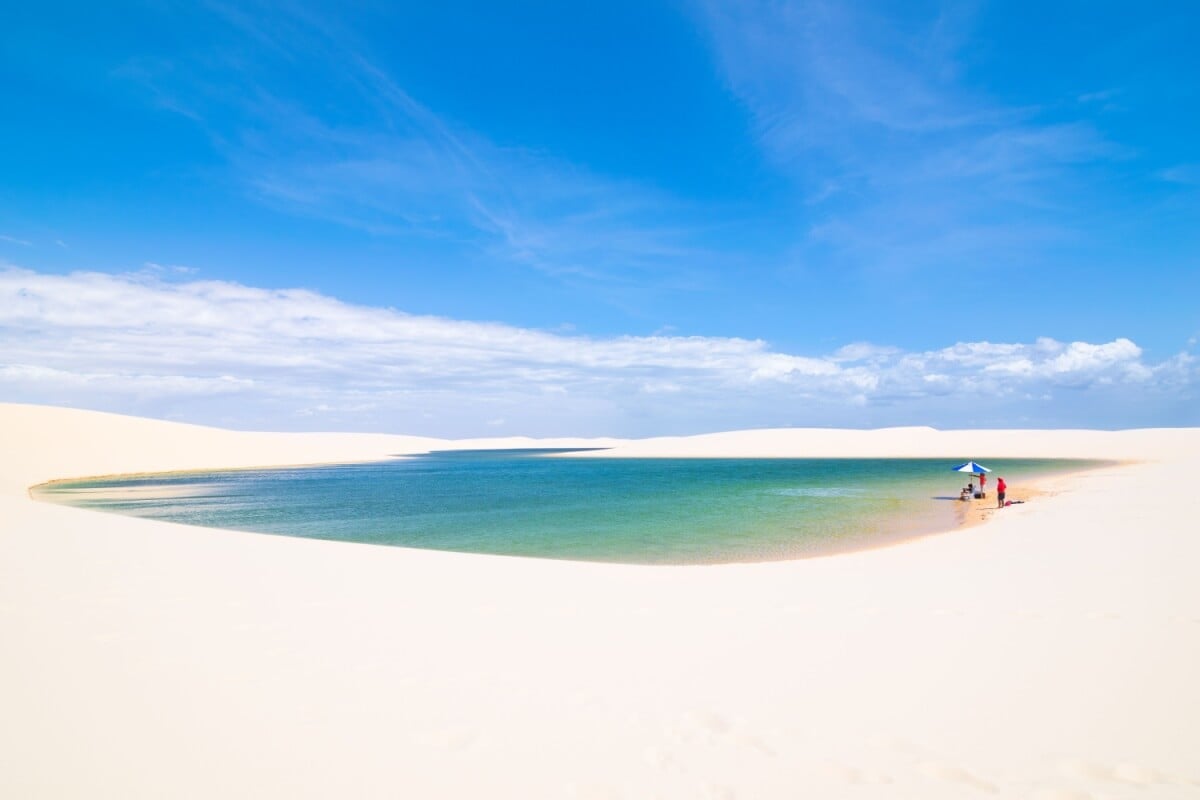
(979, 473), (987, 496)
(996, 477), (1007, 508)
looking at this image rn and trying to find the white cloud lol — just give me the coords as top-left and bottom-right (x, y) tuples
(0, 364), (254, 395)
(0, 268), (1194, 434)
(143, 261), (199, 275)
(119, 6), (724, 299)
(693, 1), (1119, 276)
(1159, 164), (1200, 185)
(833, 342), (901, 362)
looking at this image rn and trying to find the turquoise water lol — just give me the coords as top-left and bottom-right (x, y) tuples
(35, 452), (1098, 564)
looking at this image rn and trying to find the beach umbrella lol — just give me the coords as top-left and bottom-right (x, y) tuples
(951, 461), (991, 484)
(952, 461), (991, 496)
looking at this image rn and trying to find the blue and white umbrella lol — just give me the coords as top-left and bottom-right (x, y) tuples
(951, 461), (991, 477)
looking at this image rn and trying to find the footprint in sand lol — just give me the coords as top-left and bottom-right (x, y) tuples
(563, 782), (621, 800)
(882, 736), (927, 756)
(694, 710), (732, 735)
(1112, 762), (1165, 785)
(699, 783), (736, 800)
(665, 710), (776, 759)
(916, 760), (998, 793)
(1056, 759), (1113, 781)
(1058, 758), (1166, 786)
(642, 746), (677, 771)
(1029, 789), (1093, 800)
(821, 764), (893, 784)
(417, 728), (477, 751)
(733, 733), (776, 757)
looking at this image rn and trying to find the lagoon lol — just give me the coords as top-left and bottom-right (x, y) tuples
(36, 452), (1094, 564)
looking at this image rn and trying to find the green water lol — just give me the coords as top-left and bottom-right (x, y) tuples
(35, 452), (1099, 564)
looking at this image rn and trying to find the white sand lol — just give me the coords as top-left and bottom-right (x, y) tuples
(2, 402), (1198, 799)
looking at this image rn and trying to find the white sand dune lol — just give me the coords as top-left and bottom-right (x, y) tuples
(2, 402), (1198, 798)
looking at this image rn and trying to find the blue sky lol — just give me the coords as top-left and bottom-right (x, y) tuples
(1, 1), (1197, 435)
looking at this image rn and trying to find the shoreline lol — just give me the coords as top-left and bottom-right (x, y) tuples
(792, 458), (1119, 561)
(948, 459), (1124, 529)
(28, 454), (1109, 566)
(24, 454), (419, 495)
(3, 403), (1199, 798)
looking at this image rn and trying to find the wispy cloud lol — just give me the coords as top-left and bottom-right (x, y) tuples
(2, 268), (1193, 433)
(118, 4), (723, 297)
(1077, 87), (1123, 110)
(143, 261), (198, 275)
(694, 0), (1119, 274)
(0, 235), (33, 247)
(1159, 164), (1200, 185)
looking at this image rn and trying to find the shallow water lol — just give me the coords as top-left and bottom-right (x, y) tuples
(35, 452), (1099, 564)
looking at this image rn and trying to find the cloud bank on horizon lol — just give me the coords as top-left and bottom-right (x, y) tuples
(1, 2), (1197, 433)
(1, 268), (1194, 435)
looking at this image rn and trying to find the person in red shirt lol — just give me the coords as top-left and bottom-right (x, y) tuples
(979, 473), (987, 496)
(996, 477), (1007, 508)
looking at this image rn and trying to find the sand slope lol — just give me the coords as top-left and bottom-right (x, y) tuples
(2, 403), (1198, 799)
